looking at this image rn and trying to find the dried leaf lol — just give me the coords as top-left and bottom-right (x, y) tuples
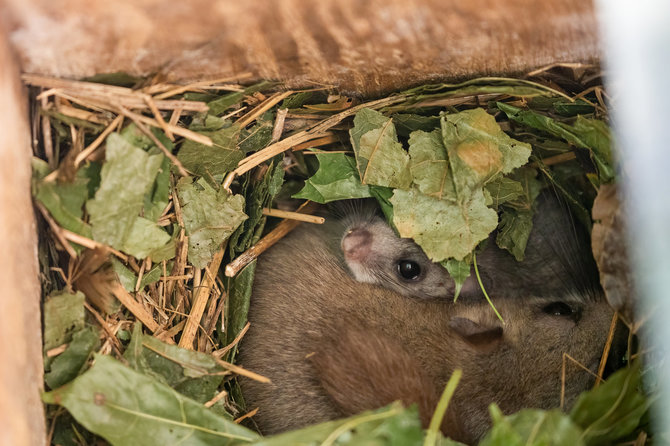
(350, 108), (411, 189)
(177, 125), (244, 177)
(122, 216), (172, 259)
(391, 188), (497, 261)
(441, 109), (531, 199)
(86, 133), (168, 256)
(43, 291), (86, 354)
(408, 129), (455, 200)
(177, 177), (247, 268)
(484, 177), (524, 209)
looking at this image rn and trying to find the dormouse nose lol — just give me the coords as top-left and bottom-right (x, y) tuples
(342, 228), (372, 262)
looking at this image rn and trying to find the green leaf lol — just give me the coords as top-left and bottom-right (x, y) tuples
(393, 113), (441, 138)
(496, 209), (534, 261)
(31, 157), (51, 179)
(571, 117), (614, 183)
(441, 109), (531, 199)
(497, 102), (614, 183)
(177, 125), (244, 177)
(45, 326), (100, 389)
(435, 437), (468, 446)
(493, 167), (541, 261)
(484, 177), (524, 209)
(139, 264), (163, 289)
(293, 153), (372, 203)
(144, 156), (171, 222)
(42, 355), (259, 446)
(370, 185), (396, 226)
(110, 258), (137, 292)
(122, 216), (172, 259)
(120, 124), (162, 151)
(391, 188), (497, 261)
(229, 159), (284, 256)
(480, 404), (585, 446)
(505, 167), (543, 210)
(189, 113), (228, 132)
(224, 261), (256, 363)
(283, 91), (326, 108)
(33, 166), (92, 238)
(43, 291), (86, 354)
(124, 324), (224, 403)
(570, 364), (650, 446)
(526, 97), (595, 117)
(248, 402), (424, 446)
(553, 101), (595, 117)
(147, 233), (177, 262)
(239, 111), (275, 154)
(441, 258), (471, 300)
(350, 108), (411, 189)
(86, 133), (165, 252)
(400, 78), (564, 107)
(177, 177), (247, 268)
(408, 129), (455, 200)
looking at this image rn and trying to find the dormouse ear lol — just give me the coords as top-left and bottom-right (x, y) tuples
(449, 317), (503, 350)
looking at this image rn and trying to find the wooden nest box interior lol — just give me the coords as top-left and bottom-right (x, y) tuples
(0, 1), (600, 444)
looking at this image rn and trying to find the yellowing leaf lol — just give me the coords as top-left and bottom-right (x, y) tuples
(408, 129), (455, 200)
(391, 188), (497, 261)
(485, 177), (525, 209)
(441, 109), (532, 198)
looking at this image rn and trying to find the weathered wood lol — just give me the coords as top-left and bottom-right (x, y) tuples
(0, 22), (46, 446)
(3, 0), (599, 96)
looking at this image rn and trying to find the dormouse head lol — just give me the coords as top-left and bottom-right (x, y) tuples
(338, 204), (453, 299)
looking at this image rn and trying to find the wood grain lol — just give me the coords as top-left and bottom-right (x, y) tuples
(0, 21), (46, 446)
(3, 0), (599, 97)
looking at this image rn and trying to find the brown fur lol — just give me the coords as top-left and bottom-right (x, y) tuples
(238, 196), (615, 443)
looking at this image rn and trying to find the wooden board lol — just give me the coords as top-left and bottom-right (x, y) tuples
(0, 21), (46, 446)
(3, 0), (598, 96)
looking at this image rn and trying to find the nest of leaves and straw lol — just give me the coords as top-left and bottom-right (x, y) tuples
(29, 64), (651, 446)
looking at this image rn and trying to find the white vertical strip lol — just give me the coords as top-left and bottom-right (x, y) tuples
(597, 0), (670, 430)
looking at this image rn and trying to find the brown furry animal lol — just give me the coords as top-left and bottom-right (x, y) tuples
(238, 194), (615, 443)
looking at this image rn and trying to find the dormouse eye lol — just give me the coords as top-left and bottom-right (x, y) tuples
(542, 302), (575, 317)
(397, 260), (421, 280)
